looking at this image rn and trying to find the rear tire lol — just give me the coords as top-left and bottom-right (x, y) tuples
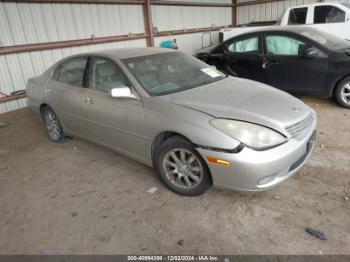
(335, 76), (350, 109)
(155, 136), (211, 196)
(42, 107), (66, 143)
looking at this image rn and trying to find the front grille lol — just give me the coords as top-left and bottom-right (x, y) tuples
(286, 113), (314, 140)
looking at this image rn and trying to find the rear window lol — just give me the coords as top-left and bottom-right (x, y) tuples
(314, 5), (345, 24)
(288, 7), (308, 25)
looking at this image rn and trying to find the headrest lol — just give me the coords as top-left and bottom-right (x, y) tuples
(96, 62), (117, 78)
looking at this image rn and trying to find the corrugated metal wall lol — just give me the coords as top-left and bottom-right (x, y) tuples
(237, 0), (350, 25)
(0, 1), (232, 114)
(0, 3), (145, 46)
(152, 0), (231, 31)
(152, 0), (231, 52)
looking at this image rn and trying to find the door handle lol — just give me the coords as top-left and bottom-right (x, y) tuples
(47, 89), (53, 95)
(84, 97), (94, 104)
(262, 60), (277, 69)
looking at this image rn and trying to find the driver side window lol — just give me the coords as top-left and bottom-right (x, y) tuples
(265, 35), (311, 56)
(90, 57), (129, 93)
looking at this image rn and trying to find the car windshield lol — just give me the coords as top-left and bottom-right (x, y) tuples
(123, 52), (225, 96)
(299, 28), (350, 50)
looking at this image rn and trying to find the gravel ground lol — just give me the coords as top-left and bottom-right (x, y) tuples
(0, 97), (349, 254)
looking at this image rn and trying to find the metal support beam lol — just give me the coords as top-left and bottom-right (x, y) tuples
(236, 0), (283, 7)
(1, 0), (284, 7)
(0, 26), (225, 55)
(232, 0), (237, 27)
(3, 0), (145, 4)
(0, 33), (147, 55)
(0, 93), (27, 103)
(151, 0), (232, 7)
(143, 0), (154, 47)
(151, 0), (286, 7)
(156, 26), (225, 37)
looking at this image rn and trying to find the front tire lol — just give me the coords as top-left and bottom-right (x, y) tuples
(335, 76), (350, 109)
(155, 136), (211, 196)
(42, 107), (66, 142)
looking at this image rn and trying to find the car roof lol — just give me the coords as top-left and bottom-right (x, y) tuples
(86, 47), (174, 60)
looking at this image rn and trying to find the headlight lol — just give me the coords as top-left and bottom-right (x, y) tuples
(210, 119), (287, 150)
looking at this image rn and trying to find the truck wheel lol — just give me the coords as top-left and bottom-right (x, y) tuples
(335, 76), (350, 109)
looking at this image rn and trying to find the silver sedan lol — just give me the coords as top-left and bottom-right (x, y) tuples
(27, 48), (316, 196)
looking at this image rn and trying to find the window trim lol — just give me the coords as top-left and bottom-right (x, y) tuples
(87, 56), (132, 94)
(224, 32), (262, 55)
(52, 56), (90, 88)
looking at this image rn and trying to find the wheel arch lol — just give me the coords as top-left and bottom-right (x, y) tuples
(39, 103), (66, 132)
(151, 130), (213, 185)
(330, 73), (350, 97)
(39, 103), (50, 120)
(151, 131), (192, 166)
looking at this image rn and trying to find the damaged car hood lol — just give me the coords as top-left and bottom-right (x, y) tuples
(159, 76), (312, 134)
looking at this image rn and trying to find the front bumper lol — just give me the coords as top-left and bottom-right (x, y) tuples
(196, 124), (316, 192)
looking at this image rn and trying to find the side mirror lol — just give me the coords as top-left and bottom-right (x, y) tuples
(299, 45), (321, 58)
(298, 44), (309, 57)
(109, 86), (135, 99)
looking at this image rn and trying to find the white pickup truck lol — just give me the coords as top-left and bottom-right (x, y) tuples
(220, 2), (350, 42)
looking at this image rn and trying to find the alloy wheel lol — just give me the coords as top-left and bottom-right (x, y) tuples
(162, 148), (203, 189)
(45, 111), (61, 140)
(341, 82), (350, 105)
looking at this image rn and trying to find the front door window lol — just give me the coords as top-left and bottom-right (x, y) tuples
(90, 57), (129, 93)
(265, 35), (311, 56)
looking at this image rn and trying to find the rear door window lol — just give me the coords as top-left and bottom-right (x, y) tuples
(227, 35), (259, 54)
(288, 7), (308, 25)
(54, 57), (88, 87)
(314, 5), (345, 24)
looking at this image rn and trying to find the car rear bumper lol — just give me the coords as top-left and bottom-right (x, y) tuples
(196, 125), (316, 192)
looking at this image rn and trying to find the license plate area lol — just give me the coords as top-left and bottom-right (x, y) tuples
(288, 130), (316, 172)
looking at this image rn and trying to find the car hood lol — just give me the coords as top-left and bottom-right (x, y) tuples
(159, 76), (312, 135)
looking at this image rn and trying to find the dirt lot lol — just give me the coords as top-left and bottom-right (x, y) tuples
(0, 97), (349, 254)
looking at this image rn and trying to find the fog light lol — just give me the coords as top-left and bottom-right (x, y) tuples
(258, 175), (276, 185)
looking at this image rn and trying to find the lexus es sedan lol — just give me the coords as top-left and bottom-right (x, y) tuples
(27, 48), (316, 196)
(197, 26), (350, 108)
